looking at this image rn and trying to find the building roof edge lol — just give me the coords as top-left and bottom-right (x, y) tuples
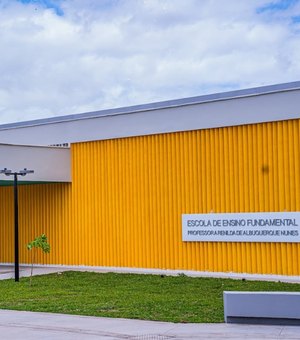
(1, 81), (300, 131)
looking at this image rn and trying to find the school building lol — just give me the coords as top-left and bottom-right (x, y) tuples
(0, 81), (299, 276)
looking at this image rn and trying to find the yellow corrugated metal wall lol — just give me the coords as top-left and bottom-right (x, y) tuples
(0, 183), (72, 265)
(0, 119), (299, 275)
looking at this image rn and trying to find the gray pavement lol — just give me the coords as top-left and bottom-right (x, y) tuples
(1, 264), (300, 283)
(0, 266), (299, 339)
(0, 265), (70, 280)
(0, 309), (300, 340)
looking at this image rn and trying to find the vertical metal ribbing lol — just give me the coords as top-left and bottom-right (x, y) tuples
(0, 119), (299, 275)
(68, 119), (299, 275)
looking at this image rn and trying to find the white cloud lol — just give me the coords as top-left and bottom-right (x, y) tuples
(0, 0), (299, 123)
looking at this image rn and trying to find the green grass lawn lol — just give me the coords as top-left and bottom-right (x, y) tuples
(0, 271), (299, 323)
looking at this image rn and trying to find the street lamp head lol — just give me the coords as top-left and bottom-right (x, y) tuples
(0, 168), (12, 176)
(19, 168), (34, 176)
(0, 168), (34, 177)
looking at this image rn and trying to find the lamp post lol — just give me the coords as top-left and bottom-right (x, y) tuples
(0, 168), (34, 282)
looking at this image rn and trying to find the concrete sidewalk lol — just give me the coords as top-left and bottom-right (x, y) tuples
(1, 264), (300, 284)
(1, 263), (300, 283)
(0, 265), (70, 280)
(0, 310), (299, 340)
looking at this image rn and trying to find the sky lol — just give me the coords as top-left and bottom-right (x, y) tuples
(0, 0), (299, 124)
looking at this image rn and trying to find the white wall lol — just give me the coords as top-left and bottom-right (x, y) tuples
(0, 144), (71, 182)
(0, 84), (299, 146)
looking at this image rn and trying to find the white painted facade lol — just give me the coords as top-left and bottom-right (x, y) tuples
(0, 144), (71, 183)
(0, 82), (299, 146)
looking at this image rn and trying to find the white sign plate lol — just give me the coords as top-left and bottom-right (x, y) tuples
(182, 212), (300, 243)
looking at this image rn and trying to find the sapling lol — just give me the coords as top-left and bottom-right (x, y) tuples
(27, 234), (50, 285)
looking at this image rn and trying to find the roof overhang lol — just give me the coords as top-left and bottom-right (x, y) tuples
(0, 81), (299, 146)
(0, 144), (71, 185)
